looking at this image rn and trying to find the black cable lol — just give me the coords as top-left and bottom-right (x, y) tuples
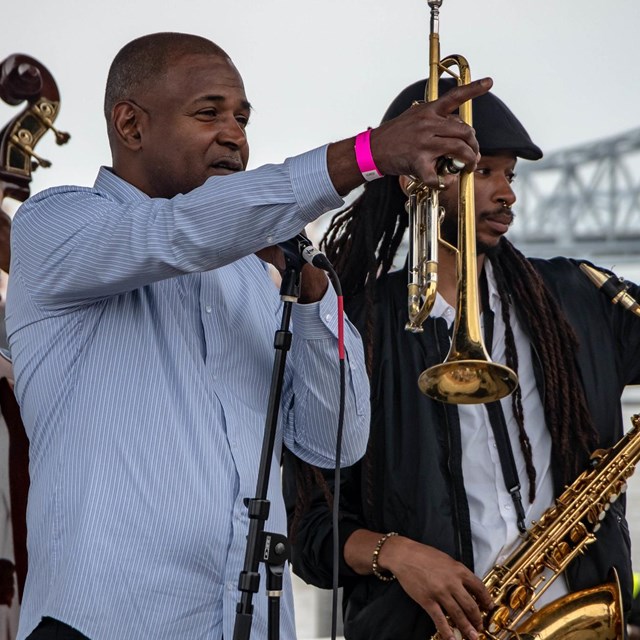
(277, 238), (347, 639)
(323, 265), (345, 640)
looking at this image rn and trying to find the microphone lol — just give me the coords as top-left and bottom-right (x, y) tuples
(579, 263), (640, 317)
(278, 234), (333, 271)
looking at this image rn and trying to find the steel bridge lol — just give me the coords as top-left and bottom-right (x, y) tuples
(508, 127), (640, 261)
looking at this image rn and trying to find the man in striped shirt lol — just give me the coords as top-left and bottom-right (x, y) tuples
(6, 32), (488, 640)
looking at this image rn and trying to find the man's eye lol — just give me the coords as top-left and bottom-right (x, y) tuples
(508, 173), (517, 184)
(236, 116), (250, 129)
(475, 168), (490, 176)
(196, 109), (217, 120)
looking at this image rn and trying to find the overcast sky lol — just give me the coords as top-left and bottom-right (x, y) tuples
(2, 0), (639, 205)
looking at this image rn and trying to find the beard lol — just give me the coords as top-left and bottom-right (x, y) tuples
(483, 238), (506, 260)
(439, 207), (514, 256)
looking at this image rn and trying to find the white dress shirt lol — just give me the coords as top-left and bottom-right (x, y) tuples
(431, 260), (569, 610)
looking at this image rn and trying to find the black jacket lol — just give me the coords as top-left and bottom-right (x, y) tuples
(284, 257), (640, 639)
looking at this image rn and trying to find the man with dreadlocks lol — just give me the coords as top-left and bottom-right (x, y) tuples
(284, 78), (640, 640)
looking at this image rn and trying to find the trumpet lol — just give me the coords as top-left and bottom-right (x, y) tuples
(405, 0), (518, 404)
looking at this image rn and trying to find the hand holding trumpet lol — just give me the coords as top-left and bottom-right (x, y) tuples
(326, 77), (492, 195)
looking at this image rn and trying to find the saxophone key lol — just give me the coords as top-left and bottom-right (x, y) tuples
(486, 605), (511, 635)
(507, 583), (533, 610)
(546, 541), (570, 570)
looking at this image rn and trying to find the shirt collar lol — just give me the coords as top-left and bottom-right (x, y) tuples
(94, 166), (150, 203)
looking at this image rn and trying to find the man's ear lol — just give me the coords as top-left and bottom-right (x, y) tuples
(112, 101), (143, 151)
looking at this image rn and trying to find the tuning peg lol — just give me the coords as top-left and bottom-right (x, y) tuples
(32, 100), (71, 146)
(53, 128), (70, 145)
(11, 133), (51, 169)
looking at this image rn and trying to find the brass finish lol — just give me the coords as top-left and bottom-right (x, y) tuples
(513, 572), (623, 640)
(430, 415), (640, 640)
(405, 178), (440, 333)
(408, 0), (518, 403)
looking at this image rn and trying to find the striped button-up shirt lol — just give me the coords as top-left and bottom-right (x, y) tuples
(6, 146), (370, 640)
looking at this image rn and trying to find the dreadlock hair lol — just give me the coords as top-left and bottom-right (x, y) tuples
(324, 175), (597, 498)
(489, 240), (598, 492)
(320, 175), (408, 377)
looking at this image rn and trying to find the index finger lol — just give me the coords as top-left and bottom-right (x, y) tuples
(432, 77), (493, 116)
(465, 573), (495, 613)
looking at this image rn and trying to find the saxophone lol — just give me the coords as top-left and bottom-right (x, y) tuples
(433, 414), (640, 640)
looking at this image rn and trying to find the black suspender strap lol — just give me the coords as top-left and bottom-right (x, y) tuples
(479, 271), (527, 535)
(484, 402), (527, 535)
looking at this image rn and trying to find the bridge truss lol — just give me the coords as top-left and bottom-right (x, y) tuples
(509, 127), (640, 260)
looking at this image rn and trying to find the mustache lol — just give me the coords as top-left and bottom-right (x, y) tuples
(480, 206), (516, 225)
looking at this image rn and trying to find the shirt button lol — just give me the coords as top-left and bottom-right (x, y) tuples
(325, 314), (332, 322)
(205, 305), (212, 313)
(504, 503), (512, 510)
(266, 235), (274, 243)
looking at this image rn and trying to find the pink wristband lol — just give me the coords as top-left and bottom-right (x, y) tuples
(354, 129), (383, 182)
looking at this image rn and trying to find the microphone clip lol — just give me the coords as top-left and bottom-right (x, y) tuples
(278, 234), (333, 272)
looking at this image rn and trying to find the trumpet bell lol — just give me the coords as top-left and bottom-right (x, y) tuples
(418, 359), (518, 404)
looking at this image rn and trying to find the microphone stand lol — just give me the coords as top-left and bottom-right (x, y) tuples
(233, 260), (302, 640)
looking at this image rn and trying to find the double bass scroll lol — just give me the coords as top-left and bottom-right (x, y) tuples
(0, 53), (71, 273)
(0, 57), (69, 601)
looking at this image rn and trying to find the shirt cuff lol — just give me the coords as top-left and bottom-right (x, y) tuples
(291, 284), (340, 339)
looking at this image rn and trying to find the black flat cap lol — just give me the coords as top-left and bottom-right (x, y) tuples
(381, 77), (543, 161)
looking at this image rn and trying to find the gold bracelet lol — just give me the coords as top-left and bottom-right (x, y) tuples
(372, 531), (398, 582)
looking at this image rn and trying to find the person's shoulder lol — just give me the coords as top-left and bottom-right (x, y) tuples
(528, 255), (581, 272)
(527, 255), (588, 285)
(17, 184), (97, 209)
(14, 183), (106, 224)
(527, 256), (626, 312)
